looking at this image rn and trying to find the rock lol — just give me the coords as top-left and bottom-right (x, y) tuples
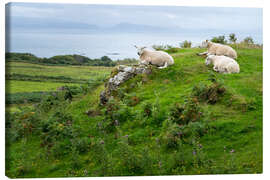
(99, 64), (152, 105)
(100, 90), (108, 105)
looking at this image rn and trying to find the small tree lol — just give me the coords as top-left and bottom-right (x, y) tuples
(243, 37), (254, 44)
(180, 40), (192, 48)
(229, 33), (237, 44)
(211, 35), (227, 44)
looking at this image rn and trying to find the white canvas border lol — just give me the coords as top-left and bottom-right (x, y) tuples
(0, 0), (268, 180)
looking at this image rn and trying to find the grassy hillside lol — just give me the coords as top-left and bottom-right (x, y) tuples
(5, 47), (262, 177)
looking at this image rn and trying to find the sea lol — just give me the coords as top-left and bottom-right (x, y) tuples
(6, 31), (263, 60)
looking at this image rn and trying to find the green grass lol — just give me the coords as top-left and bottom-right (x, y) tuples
(5, 62), (113, 106)
(6, 80), (80, 93)
(5, 47), (262, 177)
(6, 62), (111, 80)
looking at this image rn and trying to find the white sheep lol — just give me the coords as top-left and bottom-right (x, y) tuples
(134, 45), (174, 69)
(198, 40), (237, 59)
(205, 55), (240, 74)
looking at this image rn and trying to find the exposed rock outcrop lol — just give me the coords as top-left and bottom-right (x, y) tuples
(100, 64), (152, 105)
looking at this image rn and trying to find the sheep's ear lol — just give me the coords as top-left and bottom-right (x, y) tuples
(142, 46), (147, 49)
(134, 45), (138, 48)
(206, 40), (208, 43)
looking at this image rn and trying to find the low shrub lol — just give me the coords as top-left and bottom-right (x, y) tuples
(169, 97), (202, 125)
(192, 82), (226, 104)
(159, 119), (182, 149)
(180, 40), (192, 48)
(211, 35), (227, 44)
(40, 109), (75, 157)
(99, 98), (132, 133)
(6, 108), (41, 143)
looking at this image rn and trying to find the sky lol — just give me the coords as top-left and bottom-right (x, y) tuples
(5, 2), (263, 59)
(6, 2), (262, 35)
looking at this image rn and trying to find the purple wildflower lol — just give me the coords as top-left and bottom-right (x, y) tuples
(100, 140), (104, 144)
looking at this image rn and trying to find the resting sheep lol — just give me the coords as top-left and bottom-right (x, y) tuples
(205, 55), (240, 74)
(134, 45), (174, 69)
(198, 40), (237, 59)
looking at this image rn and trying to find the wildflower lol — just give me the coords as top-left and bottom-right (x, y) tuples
(100, 140), (104, 144)
(193, 150), (196, 155)
(198, 144), (203, 148)
(124, 135), (129, 138)
(230, 149), (235, 153)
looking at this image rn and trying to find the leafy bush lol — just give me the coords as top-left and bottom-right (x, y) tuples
(211, 35), (227, 44)
(36, 90), (72, 113)
(229, 33), (237, 43)
(99, 98), (132, 133)
(180, 40), (192, 48)
(40, 109), (75, 157)
(159, 119), (182, 149)
(192, 82), (226, 104)
(243, 37), (254, 45)
(6, 108), (40, 143)
(152, 44), (180, 53)
(169, 98), (202, 125)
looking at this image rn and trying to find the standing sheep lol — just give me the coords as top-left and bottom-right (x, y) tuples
(205, 55), (240, 74)
(198, 40), (237, 59)
(134, 45), (174, 69)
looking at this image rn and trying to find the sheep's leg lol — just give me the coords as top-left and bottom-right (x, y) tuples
(197, 51), (208, 56)
(158, 62), (168, 69)
(140, 60), (149, 65)
(213, 66), (219, 72)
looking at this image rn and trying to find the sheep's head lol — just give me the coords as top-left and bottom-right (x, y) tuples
(205, 55), (214, 65)
(201, 40), (208, 48)
(201, 40), (212, 48)
(134, 45), (147, 56)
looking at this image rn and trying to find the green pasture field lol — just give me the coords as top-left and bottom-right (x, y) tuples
(6, 61), (112, 80)
(6, 80), (80, 94)
(5, 47), (263, 177)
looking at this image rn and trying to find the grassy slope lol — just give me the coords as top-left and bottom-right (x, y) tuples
(6, 48), (262, 177)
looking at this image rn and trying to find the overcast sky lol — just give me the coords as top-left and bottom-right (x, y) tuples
(6, 2), (262, 35)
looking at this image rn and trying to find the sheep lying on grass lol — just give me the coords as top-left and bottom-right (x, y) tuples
(198, 40), (237, 59)
(134, 45), (174, 69)
(205, 55), (240, 74)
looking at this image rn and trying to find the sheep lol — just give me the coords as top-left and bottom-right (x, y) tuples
(198, 40), (237, 59)
(205, 54), (240, 74)
(134, 45), (174, 69)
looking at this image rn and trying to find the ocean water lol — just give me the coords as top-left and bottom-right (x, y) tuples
(6, 31), (262, 60)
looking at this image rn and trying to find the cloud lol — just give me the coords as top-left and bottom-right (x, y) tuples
(6, 3), (262, 34)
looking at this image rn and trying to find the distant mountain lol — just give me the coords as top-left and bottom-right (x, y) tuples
(109, 23), (170, 33)
(7, 16), (99, 30)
